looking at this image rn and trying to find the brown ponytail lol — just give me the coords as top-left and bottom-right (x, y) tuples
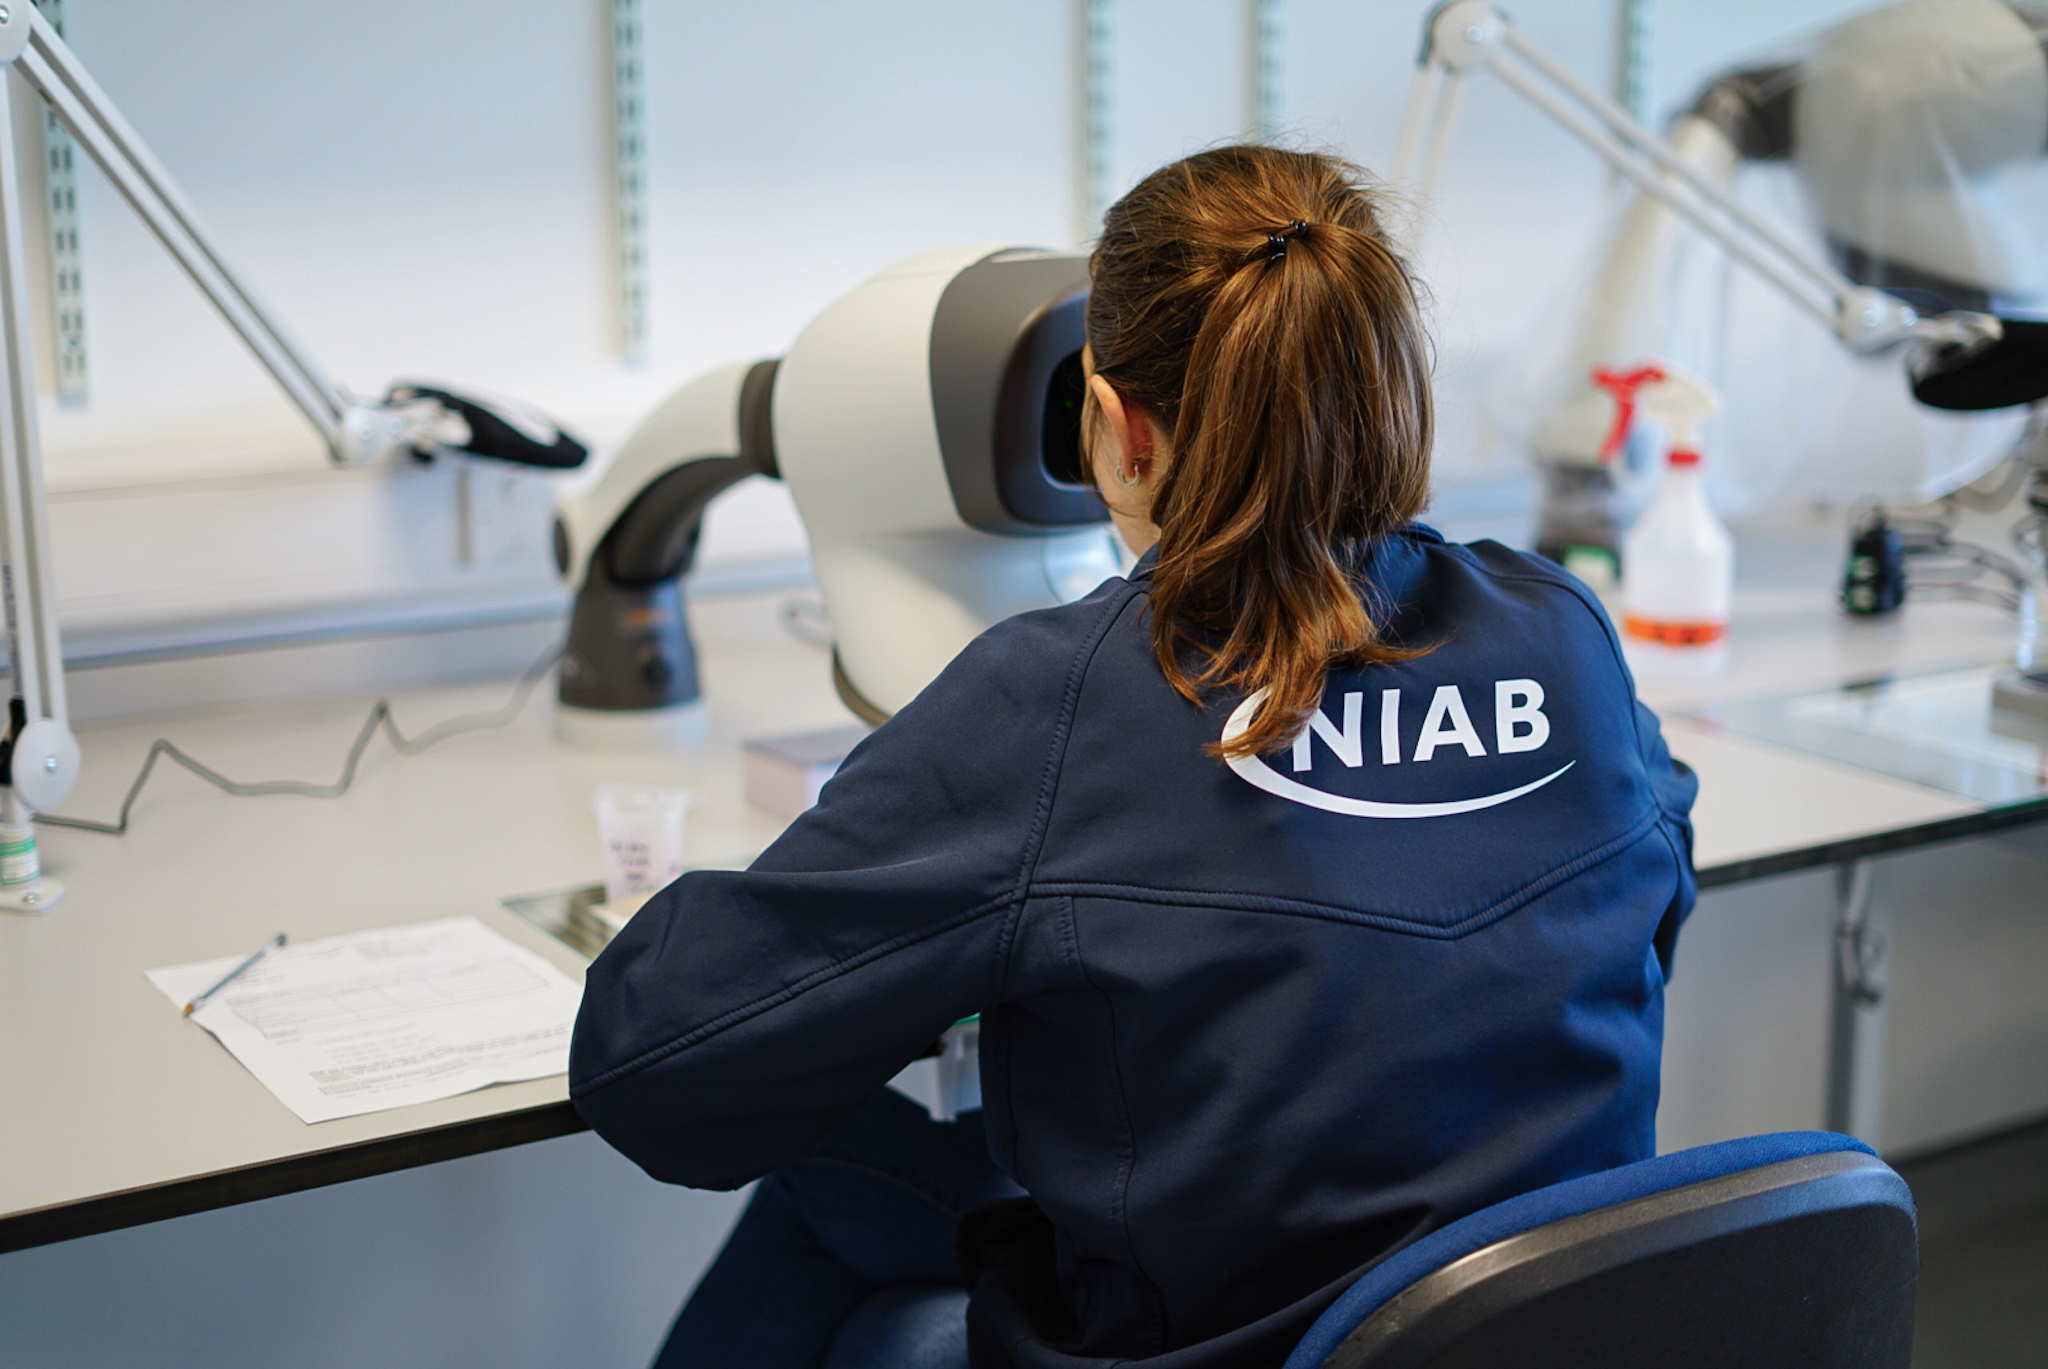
(1086, 146), (1434, 760)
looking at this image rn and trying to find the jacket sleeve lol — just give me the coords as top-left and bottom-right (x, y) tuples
(1540, 556), (1700, 981)
(1634, 698), (1699, 980)
(568, 599), (1107, 1190)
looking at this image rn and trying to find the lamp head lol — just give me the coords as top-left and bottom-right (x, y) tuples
(1794, 0), (2048, 308)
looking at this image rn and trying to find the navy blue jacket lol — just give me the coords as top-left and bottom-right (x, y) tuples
(570, 527), (1698, 1368)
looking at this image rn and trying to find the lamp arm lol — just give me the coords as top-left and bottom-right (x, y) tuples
(1399, 1), (1986, 355)
(6, 9), (583, 469)
(7, 10), (374, 457)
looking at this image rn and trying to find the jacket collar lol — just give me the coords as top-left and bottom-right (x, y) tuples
(1123, 523), (1443, 587)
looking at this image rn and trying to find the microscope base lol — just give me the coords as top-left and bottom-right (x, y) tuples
(553, 700), (709, 751)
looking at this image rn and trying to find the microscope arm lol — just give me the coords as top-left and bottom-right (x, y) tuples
(597, 455), (761, 583)
(553, 361), (779, 717)
(554, 362), (779, 589)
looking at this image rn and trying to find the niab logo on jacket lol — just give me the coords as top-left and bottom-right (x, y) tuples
(1222, 679), (1574, 818)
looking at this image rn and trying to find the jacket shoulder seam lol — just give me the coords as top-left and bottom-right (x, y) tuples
(1010, 586), (1143, 899)
(1032, 806), (1666, 940)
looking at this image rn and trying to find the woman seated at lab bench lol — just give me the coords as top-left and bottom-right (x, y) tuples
(569, 145), (1698, 1369)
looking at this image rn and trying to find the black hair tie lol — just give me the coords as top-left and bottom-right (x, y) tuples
(1264, 219), (1310, 261)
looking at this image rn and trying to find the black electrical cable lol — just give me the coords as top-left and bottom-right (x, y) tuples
(1895, 530), (2035, 614)
(34, 642), (563, 837)
(1909, 582), (2027, 612)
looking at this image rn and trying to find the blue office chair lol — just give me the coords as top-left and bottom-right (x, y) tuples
(1283, 1131), (1917, 1369)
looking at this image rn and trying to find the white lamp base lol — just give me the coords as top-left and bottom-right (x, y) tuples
(0, 878), (64, 914)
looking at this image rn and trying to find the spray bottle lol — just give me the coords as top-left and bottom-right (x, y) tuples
(1594, 361), (1733, 649)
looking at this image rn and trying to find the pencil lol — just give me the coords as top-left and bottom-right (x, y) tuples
(182, 932), (287, 1016)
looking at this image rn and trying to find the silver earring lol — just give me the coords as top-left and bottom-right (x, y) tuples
(1116, 463), (1143, 488)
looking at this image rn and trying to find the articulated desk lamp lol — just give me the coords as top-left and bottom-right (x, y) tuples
(0, 8), (587, 911)
(1399, 0), (2048, 708)
(550, 244), (1118, 743)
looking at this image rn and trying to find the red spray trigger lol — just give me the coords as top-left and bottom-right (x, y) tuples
(1591, 364), (1665, 463)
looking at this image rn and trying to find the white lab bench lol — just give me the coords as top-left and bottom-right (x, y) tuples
(0, 593), (848, 1253)
(1, 558), (2044, 1262)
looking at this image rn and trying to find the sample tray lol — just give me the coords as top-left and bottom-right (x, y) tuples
(503, 855), (757, 960)
(1709, 664), (2048, 806)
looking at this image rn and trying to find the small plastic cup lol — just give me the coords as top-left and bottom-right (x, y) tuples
(592, 785), (691, 920)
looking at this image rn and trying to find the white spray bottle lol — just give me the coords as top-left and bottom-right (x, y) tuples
(1605, 361), (1734, 649)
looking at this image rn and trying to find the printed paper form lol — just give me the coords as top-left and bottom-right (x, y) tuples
(146, 916), (583, 1125)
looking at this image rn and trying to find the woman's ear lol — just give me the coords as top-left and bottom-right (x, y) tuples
(1083, 370), (1167, 556)
(1087, 373), (1155, 477)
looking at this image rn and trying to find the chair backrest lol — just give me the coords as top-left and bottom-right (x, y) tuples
(1284, 1131), (1917, 1369)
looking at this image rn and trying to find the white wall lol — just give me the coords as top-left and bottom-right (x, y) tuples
(22, 0), (1887, 669)
(36, 0), (1091, 654)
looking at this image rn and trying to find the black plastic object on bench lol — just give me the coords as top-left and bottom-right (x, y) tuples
(387, 382), (590, 468)
(1912, 317), (2048, 412)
